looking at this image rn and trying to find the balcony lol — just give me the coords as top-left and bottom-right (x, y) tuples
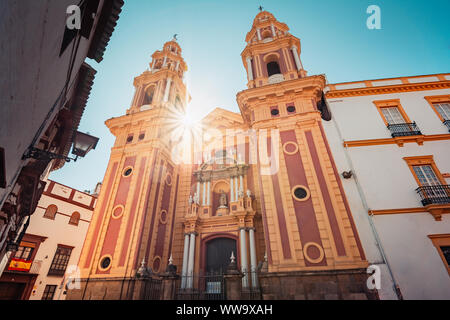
(387, 122), (422, 138)
(444, 120), (450, 132)
(416, 185), (450, 206)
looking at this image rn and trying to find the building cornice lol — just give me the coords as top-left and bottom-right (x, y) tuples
(343, 133), (450, 148)
(326, 79), (450, 98)
(369, 204), (450, 221)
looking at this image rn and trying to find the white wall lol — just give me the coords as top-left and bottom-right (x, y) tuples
(374, 213), (450, 299)
(322, 117), (399, 300)
(26, 183), (93, 300)
(323, 86), (450, 299)
(327, 88), (450, 141)
(347, 141), (450, 209)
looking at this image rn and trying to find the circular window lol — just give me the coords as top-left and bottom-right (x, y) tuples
(292, 185), (310, 201)
(111, 205), (124, 219)
(283, 141), (299, 155)
(123, 167), (133, 177)
(139, 133), (145, 141)
(303, 242), (325, 264)
(165, 173), (172, 186)
(159, 210), (168, 224)
(294, 188), (307, 199)
(127, 136), (133, 143)
(287, 106), (296, 113)
(271, 108), (279, 116)
(100, 256), (111, 270)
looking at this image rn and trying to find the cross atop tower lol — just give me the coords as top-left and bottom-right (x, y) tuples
(172, 34), (178, 41)
(258, 5), (264, 12)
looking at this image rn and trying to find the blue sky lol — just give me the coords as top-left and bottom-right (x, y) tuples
(50, 0), (450, 192)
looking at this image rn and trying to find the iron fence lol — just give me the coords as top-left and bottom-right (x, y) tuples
(444, 120), (450, 132)
(416, 185), (450, 206)
(241, 270), (261, 300)
(140, 277), (162, 300)
(387, 122), (422, 138)
(176, 272), (225, 300)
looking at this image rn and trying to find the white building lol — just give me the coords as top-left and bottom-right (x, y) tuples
(0, 180), (96, 300)
(323, 73), (450, 299)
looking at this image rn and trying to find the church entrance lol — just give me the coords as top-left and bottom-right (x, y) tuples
(205, 237), (237, 274)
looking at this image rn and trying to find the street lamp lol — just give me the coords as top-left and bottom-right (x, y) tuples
(23, 130), (99, 163)
(71, 131), (99, 158)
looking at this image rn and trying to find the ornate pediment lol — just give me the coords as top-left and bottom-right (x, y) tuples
(201, 107), (245, 130)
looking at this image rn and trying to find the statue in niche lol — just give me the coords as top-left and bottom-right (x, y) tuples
(218, 190), (228, 208)
(238, 187), (244, 199)
(193, 192), (199, 205)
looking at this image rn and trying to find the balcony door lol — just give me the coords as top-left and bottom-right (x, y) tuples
(381, 107), (405, 125)
(413, 165), (448, 202)
(434, 103), (450, 121)
(413, 165), (441, 186)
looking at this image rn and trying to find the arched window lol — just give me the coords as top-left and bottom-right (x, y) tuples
(69, 212), (80, 226)
(43, 205), (57, 220)
(142, 86), (155, 105)
(267, 61), (281, 77)
(154, 60), (162, 69)
(261, 30), (273, 42)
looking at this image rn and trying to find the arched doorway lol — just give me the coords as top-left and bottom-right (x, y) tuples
(205, 237), (237, 274)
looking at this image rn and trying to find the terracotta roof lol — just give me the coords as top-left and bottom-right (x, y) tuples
(52, 63), (97, 171)
(87, 0), (124, 63)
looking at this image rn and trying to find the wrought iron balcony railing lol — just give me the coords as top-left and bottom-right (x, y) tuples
(386, 122), (421, 138)
(444, 120), (450, 132)
(416, 185), (450, 206)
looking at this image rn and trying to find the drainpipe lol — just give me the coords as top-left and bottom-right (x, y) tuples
(324, 87), (403, 300)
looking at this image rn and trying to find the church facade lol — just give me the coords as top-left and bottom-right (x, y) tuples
(66, 11), (450, 300)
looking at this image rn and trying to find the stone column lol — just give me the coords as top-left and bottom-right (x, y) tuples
(207, 181), (211, 206)
(181, 234), (190, 289)
(224, 253), (243, 300)
(234, 177), (239, 201)
(196, 181), (200, 203)
(162, 55), (167, 67)
(163, 77), (172, 102)
(239, 175), (244, 196)
(256, 28), (262, 41)
(230, 177), (234, 202)
(271, 23), (276, 37)
(187, 233), (196, 289)
(202, 182), (206, 205)
(248, 228), (258, 288)
(291, 45), (303, 71)
(246, 57), (254, 81)
(175, 60), (180, 72)
(240, 228), (249, 287)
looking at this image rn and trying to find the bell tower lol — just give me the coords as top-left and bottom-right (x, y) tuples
(237, 11), (369, 274)
(77, 39), (187, 283)
(128, 38), (187, 115)
(242, 10), (307, 90)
